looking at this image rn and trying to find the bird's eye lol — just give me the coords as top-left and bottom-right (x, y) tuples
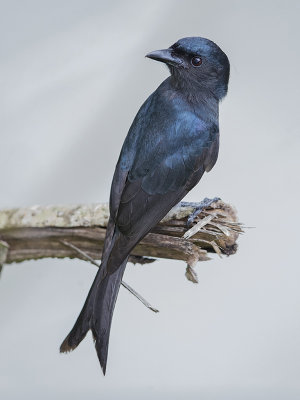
(191, 56), (202, 67)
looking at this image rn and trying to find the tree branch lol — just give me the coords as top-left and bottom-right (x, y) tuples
(0, 200), (243, 281)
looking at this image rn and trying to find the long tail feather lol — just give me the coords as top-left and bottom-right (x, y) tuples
(92, 259), (127, 374)
(60, 257), (127, 374)
(59, 266), (105, 353)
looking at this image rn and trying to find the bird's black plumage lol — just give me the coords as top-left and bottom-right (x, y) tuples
(60, 37), (230, 374)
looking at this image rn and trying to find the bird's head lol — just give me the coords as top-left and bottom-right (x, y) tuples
(146, 37), (230, 100)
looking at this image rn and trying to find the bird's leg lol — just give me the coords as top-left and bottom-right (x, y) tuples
(60, 240), (159, 313)
(181, 197), (220, 226)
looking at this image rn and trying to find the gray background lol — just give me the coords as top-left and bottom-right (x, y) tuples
(0, 0), (299, 399)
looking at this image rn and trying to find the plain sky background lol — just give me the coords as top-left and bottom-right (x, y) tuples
(1, 1), (299, 399)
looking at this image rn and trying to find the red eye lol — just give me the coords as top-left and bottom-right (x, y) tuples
(191, 56), (202, 66)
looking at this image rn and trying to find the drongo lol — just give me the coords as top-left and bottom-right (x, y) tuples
(60, 37), (230, 374)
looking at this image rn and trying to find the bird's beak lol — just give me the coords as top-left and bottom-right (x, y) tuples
(145, 48), (182, 66)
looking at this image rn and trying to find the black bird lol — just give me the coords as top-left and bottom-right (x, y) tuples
(60, 37), (230, 374)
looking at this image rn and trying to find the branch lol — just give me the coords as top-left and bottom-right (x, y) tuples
(0, 200), (243, 280)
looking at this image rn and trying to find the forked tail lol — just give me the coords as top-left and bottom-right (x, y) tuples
(60, 258), (127, 375)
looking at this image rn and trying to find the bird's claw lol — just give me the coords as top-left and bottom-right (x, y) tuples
(185, 197), (220, 226)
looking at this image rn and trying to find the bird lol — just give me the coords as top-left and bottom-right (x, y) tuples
(60, 36), (230, 374)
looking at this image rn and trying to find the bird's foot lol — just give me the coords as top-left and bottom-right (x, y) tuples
(181, 197), (220, 227)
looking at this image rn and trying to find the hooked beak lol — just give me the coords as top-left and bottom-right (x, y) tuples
(145, 48), (182, 66)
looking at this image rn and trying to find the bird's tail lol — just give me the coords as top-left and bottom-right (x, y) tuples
(60, 257), (127, 374)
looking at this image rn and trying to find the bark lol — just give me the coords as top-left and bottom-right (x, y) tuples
(0, 200), (242, 278)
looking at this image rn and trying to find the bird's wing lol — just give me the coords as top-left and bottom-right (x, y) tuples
(106, 103), (219, 271)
